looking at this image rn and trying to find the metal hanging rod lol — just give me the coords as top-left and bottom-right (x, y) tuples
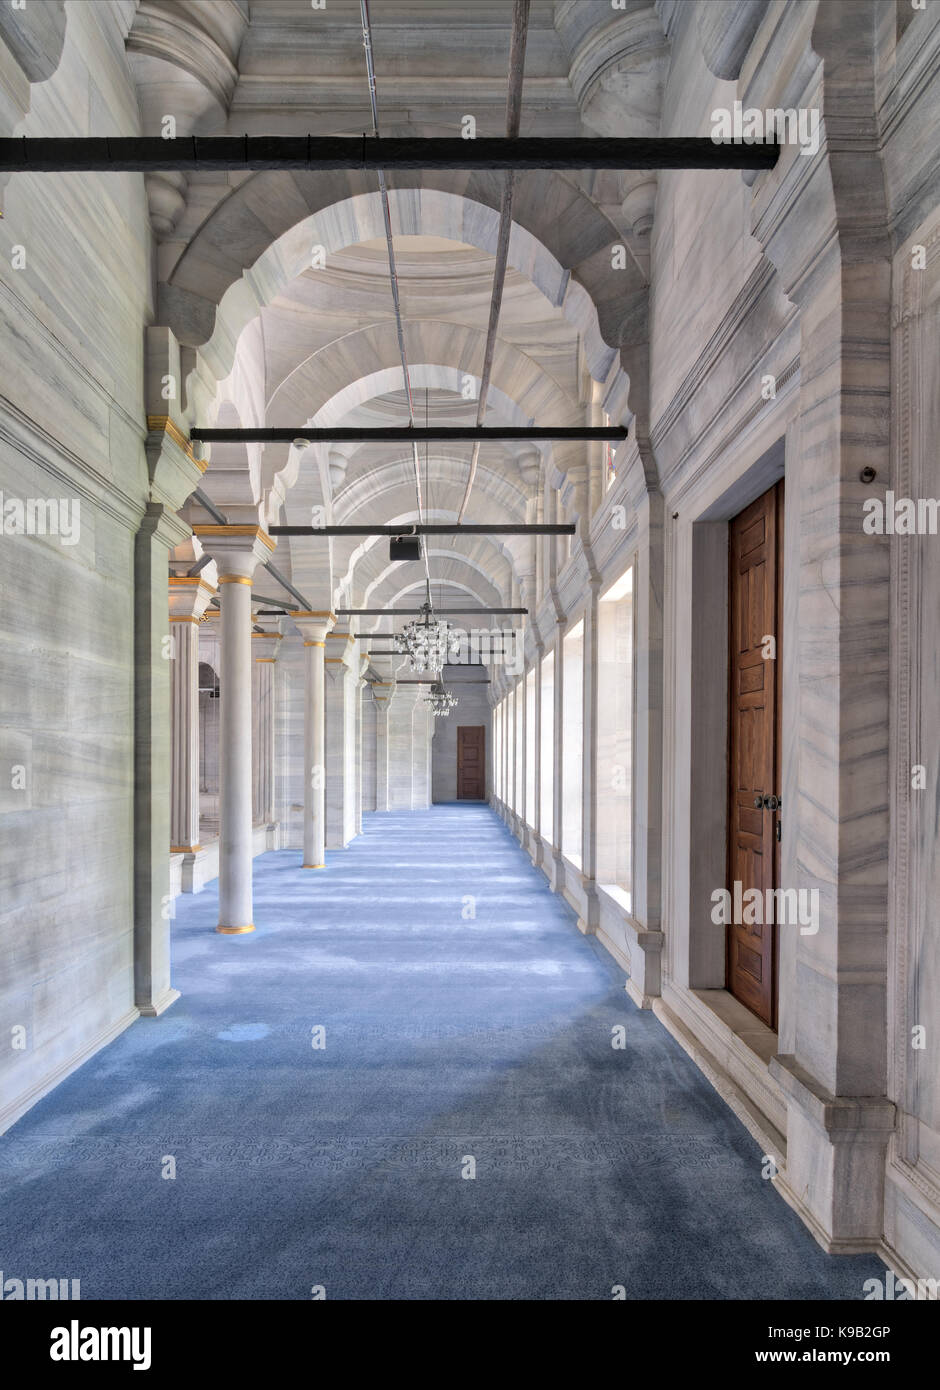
(262, 558), (313, 612)
(251, 593), (298, 610)
(192, 426), (626, 444)
(391, 677), (491, 685)
(0, 136), (780, 173)
(271, 524), (573, 536)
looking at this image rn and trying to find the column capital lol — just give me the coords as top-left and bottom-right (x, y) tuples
(371, 679), (396, 707)
(169, 575), (217, 622)
(252, 632), (283, 662)
(192, 525), (275, 580)
(325, 628), (357, 673)
(294, 611), (336, 644)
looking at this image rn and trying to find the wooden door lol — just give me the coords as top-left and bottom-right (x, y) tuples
(727, 480), (783, 1026)
(457, 726), (485, 800)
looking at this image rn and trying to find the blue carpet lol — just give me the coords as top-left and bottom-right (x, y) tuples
(0, 806), (884, 1299)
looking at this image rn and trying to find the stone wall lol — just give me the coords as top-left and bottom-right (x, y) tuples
(0, 1), (152, 1130)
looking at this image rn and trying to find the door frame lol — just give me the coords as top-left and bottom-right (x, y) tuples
(681, 439), (787, 1024)
(724, 478), (784, 1029)
(456, 724), (486, 801)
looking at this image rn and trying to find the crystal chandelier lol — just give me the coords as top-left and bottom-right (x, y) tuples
(392, 600), (460, 674)
(426, 681), (458, 717)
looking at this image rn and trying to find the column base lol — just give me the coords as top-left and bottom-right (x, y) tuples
(302, 863), (327, 869)
(137, 987), (180, 1018)
(216, 923), (256, 934)
(769, 1054), (896, 1252)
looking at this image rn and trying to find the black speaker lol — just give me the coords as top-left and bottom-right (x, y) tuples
(390, 536), (422, 562)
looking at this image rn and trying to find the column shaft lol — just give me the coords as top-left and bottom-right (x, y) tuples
(170, 618), (201, 851)
(304, 639), (327, 866)
(218, 575), (255, 931)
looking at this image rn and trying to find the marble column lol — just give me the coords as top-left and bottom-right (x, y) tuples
(193, 525), (274, 933)
(324, 629), (358, 849)
(293, 611), (335, 867)
(387, 686), (421, 810)
(135, 504), (190, 1015)
(578, 580), (602, 934)
(373, 682), (394, 811)
(252, 631), (281, 837)
(169, 576), (217, 894)
(411, 691), (432, 810)
(355, 656), (368, 833)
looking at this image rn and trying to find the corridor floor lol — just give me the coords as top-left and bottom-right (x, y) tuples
(0, 805), (884, 1300)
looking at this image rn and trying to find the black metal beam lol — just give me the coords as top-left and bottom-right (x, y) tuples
(0, 136), (780, 173)
(193, 425), (625, 445)
(272, 524), (573, 536)
(338, 607), (527, 615)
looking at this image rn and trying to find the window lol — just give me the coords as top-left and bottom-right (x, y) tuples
(515, 678), (524, 816)
(525, 668), (536, 828)
(540, 651), (554, 839)
(494, 700), (503, 801)
(562, 620), (584, 866)
(506, 686), (516, 812)
(597, 566), (634, 903)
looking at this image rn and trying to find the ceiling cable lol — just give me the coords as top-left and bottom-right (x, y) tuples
(457, 0), (529, 522)
(360, 0), (432, 593)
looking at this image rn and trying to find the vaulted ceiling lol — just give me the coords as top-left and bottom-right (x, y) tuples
(126, 0), (671, 635)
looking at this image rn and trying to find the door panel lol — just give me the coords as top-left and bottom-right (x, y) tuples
(727, 481), (783, 1026)
(457, 726), (485, 800)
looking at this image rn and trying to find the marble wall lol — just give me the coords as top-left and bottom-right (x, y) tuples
(431, 676), (492, 803)
(0, 1), (153, 1130)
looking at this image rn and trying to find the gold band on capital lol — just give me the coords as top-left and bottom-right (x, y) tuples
(304, 640), (326, 647)
(218, 574), (253, 586)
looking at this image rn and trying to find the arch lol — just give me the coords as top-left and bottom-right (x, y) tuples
(179, 188), (631, 425)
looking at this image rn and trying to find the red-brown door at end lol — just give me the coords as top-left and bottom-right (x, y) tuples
(457, 726), (485, 800)
(727, 480), (783, 1027)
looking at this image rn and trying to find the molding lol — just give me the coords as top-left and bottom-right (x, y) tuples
(654, 991), (787, 1167)
(0, 1007), (140, 1137)
(0, 395), (145, 533)
(146, 414), (205, 470)
(192, 524), (276, 550)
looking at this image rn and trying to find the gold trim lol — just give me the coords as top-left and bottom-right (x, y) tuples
(217, 924), (256, 935)
(169, 615), (200, 623)
(255, 657), (277, 663)
(169, 576), (217, 594)
(192, 524), (276, 552)
(302, 864), (327, 870)
(218, 574), (253, 586)
(324, 657), (346, 663)
(251, 631), (283, 639)
(293, 610), (336, 620)
(170, 844), (201, 854)
(147, 415), (207, 472)
(304, 640), (326, 647)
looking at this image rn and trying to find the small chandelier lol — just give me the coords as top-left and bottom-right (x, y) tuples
(392, 600), (460, 675)
(425, 681), (458, 717)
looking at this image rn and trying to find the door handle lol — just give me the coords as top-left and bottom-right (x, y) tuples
(753, 793), (782, 811)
